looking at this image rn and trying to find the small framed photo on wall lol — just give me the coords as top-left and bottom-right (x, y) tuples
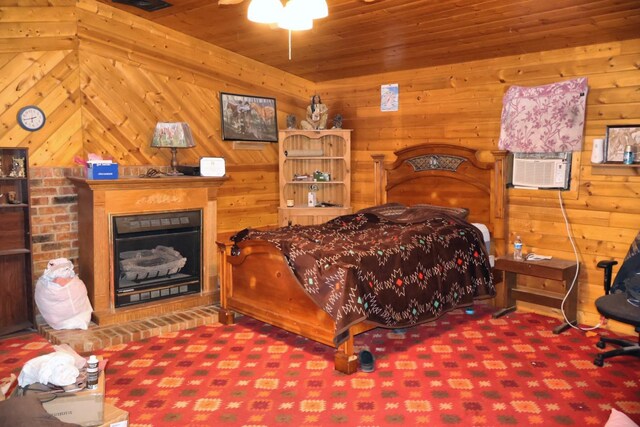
(605, 124), (640, 162)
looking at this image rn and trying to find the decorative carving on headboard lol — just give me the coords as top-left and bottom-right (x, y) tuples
(406, 155), (466, 172)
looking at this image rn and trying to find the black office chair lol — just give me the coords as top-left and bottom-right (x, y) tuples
(593, 260), (640, 367)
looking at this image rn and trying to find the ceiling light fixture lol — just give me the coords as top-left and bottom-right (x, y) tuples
(247, 0), (283, 24)
(247, 0), (328, 59)
(307, 0), (328, 19)
(278, 0), (312, 31)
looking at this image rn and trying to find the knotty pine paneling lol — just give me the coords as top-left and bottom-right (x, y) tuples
(74, 0), (312, 231)
(2, 0), (638, 335)
(0, 0), (77, 53)
(0, 0), (82, 165)
(319, 38), (640, 334)
(1, 0), (313, 233)
(124, 0), (640, 81)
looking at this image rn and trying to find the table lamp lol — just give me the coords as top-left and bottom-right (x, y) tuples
(151, 122), (196, 175)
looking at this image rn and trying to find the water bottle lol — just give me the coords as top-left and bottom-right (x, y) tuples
(623, 145), (635, 165)
(86, 355), (99, 389)
(513, 235), (523, 261)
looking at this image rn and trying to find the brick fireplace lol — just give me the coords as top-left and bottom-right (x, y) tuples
(69, 175), (227, 326)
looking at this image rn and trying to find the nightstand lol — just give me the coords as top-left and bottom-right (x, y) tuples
(492, 255), (579, 334)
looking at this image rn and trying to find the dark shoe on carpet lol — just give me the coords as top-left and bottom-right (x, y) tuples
(359, 350), (375, 373)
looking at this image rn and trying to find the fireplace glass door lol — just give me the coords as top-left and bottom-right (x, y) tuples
(112, 210), (202, 307)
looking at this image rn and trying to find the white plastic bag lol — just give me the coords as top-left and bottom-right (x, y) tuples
(34, 258), (93, 330)
(17, 351), (79, 387)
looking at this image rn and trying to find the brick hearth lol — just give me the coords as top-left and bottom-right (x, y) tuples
(37, 306), (219, 354)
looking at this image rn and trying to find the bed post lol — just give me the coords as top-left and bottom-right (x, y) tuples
(372, 154), (386, 206)
(335, 335), (358, 374)
(216, 239), (235, 325)
(491, 150), (508, 257)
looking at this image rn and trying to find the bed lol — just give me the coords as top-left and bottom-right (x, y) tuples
(216, 144), (508, 374)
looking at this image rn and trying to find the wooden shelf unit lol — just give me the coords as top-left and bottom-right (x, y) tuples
(278, 129), (352, 226)
(492, 255), (578, 334)
(0, 147), (33, 336)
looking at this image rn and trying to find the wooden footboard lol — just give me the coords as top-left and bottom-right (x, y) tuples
(216, 236), (375, 374)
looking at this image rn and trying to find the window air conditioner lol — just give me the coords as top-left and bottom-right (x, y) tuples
(510, 152), (571, 190)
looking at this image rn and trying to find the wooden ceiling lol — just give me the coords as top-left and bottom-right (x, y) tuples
(104, 0), (640, 82)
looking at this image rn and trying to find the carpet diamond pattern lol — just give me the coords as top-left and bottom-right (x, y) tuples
(1, 306), (639, 426)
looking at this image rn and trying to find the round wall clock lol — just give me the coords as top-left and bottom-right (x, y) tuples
(17, 105), (46, 131)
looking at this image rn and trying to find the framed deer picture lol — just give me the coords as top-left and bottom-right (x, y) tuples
(220, 92), (278, 143)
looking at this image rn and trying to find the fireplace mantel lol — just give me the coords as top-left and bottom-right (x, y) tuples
(69, 176), (227, 325)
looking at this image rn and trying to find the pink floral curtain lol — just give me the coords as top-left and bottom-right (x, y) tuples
(498, 78), (588, 153)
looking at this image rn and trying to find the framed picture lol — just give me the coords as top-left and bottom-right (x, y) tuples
(605, 124), (640, 162)
(220, 92), (278, 142)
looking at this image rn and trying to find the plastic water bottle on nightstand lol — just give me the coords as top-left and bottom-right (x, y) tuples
(513, 235), (524, 261)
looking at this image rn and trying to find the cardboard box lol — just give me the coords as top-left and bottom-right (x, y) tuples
(99, 403), (129, 427)
(42, 367), (105, 426)
(87, 163), (118, 180)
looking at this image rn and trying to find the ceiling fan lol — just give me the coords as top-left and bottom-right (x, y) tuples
(218, 0), (377, 4)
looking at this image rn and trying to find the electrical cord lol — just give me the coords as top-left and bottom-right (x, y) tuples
(557, 190), (601, 331)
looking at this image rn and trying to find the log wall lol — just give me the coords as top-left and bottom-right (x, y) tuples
(318, 38), (640, 333)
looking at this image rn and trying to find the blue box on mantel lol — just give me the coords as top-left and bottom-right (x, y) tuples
(87, 163), (119, 180)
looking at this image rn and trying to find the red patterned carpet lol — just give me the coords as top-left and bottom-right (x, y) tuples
(2, 306), (639, 426)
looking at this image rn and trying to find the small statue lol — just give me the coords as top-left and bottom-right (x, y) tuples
(286, 114), (297, 129)
(0, 158), (4, 177)
(300, 95), (328, 130)
(332, 114), (343, 129)
(9, 157), (25, 178)
(6, 191), (20, 204)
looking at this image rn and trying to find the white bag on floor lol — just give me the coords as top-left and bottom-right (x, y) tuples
(34, 258), (93, 330)
(17, 351), (80, 387)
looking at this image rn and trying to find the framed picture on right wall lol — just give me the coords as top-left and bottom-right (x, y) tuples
(605, 124), (640, 162)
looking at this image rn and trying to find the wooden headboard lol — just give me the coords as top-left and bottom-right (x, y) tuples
(372, 144), (508, 256)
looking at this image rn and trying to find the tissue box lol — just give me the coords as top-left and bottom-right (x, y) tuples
(87, 163), (118, 180)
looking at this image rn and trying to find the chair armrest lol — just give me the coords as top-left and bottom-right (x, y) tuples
(597, 260), (618, 294)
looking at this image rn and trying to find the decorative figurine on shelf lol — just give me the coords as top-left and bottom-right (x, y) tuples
(332, 114), (343, 129)
(6, 191), (20, 204)
(0, 158), (4, 177)
(286, 114), (297, 129)
(9, 157), (25, 178)
(300, 94), (328, 130)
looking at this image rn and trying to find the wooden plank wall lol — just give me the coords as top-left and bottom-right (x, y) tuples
(1, 0), (313, 232)
(75, 0), (316, 231)
(0, 0), (81, 166)
(2, 0), (638, 334)
(318, 39), (640, 334)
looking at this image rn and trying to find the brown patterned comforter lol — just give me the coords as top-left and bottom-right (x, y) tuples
(235, 204), (494, 345)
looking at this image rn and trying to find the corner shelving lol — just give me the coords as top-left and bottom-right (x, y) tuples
(278, 129), (352, 226)
(0, 147), (34, 336)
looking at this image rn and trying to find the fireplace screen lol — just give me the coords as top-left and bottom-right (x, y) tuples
(112, 210), (201, 307)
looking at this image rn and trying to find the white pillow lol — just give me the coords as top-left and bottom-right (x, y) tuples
(605, 408), (639, 427)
